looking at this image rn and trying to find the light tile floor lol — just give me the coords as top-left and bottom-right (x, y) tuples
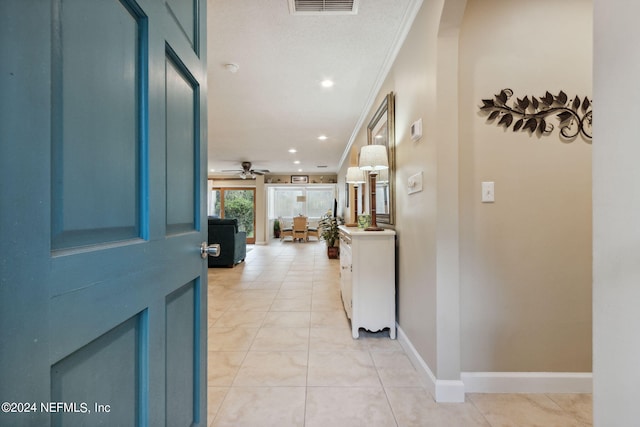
(207, 239), (592, 427)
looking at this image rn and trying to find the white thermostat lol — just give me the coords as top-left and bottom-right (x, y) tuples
(410, 118), (422, 142)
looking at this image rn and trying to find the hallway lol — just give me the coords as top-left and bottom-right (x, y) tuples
(206, 240), (592, 426)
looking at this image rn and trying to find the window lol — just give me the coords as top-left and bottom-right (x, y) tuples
(268, 185), (335, 220)
(273, 188), (304, 218)
(306, 188), (335, 218)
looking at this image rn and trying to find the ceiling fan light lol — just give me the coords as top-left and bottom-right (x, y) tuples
(239, 171), (247, 179)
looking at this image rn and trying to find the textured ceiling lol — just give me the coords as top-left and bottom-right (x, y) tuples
(206, 0), (416, 176)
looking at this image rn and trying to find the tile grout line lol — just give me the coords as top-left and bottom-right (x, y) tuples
(465, 394), (495, 427)
(302, 255), (316, 427)
(371, 334), (401, 427)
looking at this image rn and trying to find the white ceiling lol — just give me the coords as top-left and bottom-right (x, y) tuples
(206, 0), (417, 176)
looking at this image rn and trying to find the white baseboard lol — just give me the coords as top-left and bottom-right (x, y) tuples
(461, 371), (593, 394)
(397, 325), (592, 399)
(435, 379), (466, 402)
(396, 325), (465, 402)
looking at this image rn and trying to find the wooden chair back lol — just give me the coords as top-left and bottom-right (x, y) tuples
(280, 217), (293, 241)
(293, 216), (308, 241)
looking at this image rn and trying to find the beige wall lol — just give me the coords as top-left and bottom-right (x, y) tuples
(392, 0), (443, 376)
(459, 0), (592, 372)
(339, 0), (592, 385)
(341, 0), (445, 376)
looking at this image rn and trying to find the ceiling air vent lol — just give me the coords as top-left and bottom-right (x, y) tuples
(289, 0), (359, 15)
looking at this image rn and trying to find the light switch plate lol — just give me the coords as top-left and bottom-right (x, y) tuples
(482, 181), (495, 202)
(408, 172), (423, 194)
(410, 118), (422, 142)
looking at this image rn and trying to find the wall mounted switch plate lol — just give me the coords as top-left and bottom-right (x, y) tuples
(410, 118), (422, 142)
(482, 181), (495, 202)
(408, 172), (423, 194)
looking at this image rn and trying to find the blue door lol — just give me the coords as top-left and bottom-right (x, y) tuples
(0, 0), (208, 425)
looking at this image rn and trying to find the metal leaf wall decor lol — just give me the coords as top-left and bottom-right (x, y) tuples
(480, 89), (592, 140)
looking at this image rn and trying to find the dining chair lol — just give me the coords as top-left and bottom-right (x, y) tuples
(280, 217), (294, 241)
(306, 219), (320, 241)
(293, 216), (308, 242)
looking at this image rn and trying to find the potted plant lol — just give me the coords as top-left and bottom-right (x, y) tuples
(318, 211), (343, 259)
(273, 218), (281, 238)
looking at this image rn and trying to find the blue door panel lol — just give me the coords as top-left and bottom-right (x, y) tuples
(166, 49), (198, 235)
(0, 0), (208, 425)
(166, 0), (197, 51)
(51, 0), (143, 250)
(166, 281), (199, 425)
(50, 313), (145, 427)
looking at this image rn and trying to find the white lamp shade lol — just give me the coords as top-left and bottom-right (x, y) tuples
(345, 166), (366, 183)
(359, 145), (389, 171)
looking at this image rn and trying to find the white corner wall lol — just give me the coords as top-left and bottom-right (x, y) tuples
(593, 0), (640, 425)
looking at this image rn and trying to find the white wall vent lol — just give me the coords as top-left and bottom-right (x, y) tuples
(288, 0), (359, 15)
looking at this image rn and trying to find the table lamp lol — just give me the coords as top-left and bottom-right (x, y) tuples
(345, 166), (366, 227)
(358, 145), (389, 231)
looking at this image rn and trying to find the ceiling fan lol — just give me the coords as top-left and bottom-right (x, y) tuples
(222, 161), (270, 179)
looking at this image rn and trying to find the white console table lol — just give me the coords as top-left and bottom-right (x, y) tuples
(338, 226), (396, 339)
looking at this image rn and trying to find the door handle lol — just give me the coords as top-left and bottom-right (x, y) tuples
(201, 242), (221, 259)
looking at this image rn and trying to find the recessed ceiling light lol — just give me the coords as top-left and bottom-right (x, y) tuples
(298, 169), (303, 172)
(210, 169), (215, 172)
(321, 79), (334, 88)
(294, 160), (301, 164)
(317, 135), (328, 141)
(288, 148), (297, 153)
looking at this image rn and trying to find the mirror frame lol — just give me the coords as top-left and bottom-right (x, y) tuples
(366, 91), (395, 225)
